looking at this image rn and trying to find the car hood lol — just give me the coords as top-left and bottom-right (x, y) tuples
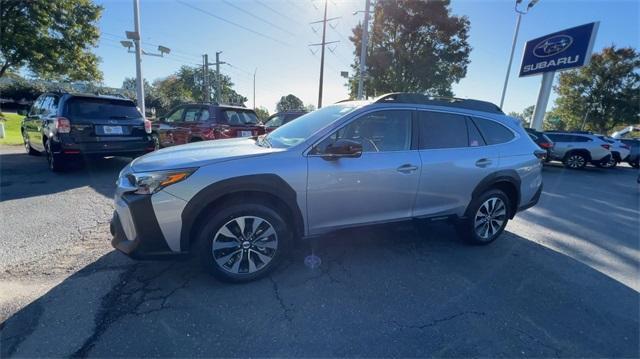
(130, 138), (282, 172)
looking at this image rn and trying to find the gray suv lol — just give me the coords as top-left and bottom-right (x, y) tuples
(111, 93), (544, 282)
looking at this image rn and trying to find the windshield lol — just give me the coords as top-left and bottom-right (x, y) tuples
(264, 104), (359, 148)
(66, 98), (141, 120)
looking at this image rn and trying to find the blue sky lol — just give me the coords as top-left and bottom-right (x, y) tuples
(94, 0), (639, 114)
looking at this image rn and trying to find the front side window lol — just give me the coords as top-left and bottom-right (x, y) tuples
(472, 117), (515, 145)
(316, 110), (412, 153)
(166, 108), (184, 122)
(184, 108), (200, 122)
(29, 96), (44, 116)
(418, 111), (469, 149)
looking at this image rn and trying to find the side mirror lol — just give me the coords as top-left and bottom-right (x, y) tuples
(322, 139), (363, 160)
(17, 109), (27, 116)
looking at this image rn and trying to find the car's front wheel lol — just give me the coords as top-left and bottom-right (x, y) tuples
(458, 189), (510, 245)
(196, 202), (291, 282)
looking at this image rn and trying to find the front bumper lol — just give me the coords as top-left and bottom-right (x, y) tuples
(111, 192), (184, 258)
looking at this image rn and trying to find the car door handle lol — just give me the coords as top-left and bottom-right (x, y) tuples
(475, 158), (492, 168)
(397, 164), (419, 173)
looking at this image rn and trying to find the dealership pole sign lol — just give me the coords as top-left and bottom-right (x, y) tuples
(521, 22), (599, 130)
(520, 22), (599, 77)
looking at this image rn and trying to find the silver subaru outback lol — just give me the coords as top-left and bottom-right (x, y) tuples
(111, 93), (544, 282)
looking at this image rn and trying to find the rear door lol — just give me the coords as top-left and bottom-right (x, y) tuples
(63, 97), (145, 143)
(413, 111), (498, 217)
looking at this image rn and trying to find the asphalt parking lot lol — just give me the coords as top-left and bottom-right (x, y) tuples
(0, 145), (638, 357)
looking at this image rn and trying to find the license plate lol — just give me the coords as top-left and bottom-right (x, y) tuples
(103, 125), (123, 135)
(238, 130), (252, 137)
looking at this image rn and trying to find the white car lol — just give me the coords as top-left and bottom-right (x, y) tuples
(596, 135), (631, 168)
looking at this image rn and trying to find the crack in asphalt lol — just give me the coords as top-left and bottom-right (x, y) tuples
(269, 275), (293, 322)
(71, 262), (197, 358)
(390, 311), (486, 330)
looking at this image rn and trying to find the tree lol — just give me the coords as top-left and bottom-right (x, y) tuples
(254, 107), (270, 121)
(551, 46), (640, 133)
(507, 105), (534, 124)
(0, 0), (103, 80)
(276, 94), (304, 112)
(348, 0), (470, 98)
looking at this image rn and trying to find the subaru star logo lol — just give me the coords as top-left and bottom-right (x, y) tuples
(533, 35), (573, 58)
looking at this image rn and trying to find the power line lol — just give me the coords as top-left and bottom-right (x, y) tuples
(254, 0), (304, 27)
(221, 0), (296, 37)
(176, 0), (291, 47)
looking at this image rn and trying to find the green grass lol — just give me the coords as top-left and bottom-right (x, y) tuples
(0, 112), (24, 145)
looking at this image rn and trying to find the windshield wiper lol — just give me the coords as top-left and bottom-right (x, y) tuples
(109, 115), (133, 119)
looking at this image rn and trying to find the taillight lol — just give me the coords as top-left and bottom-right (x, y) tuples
(534, 149), (547, 160)
(539, 142), (553, 149)
(144, 119), (152, 134)
(55, 117), (71, 133)
(601, 144), (611, 150)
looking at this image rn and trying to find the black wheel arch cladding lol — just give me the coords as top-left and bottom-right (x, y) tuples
(180, 174), (304, 252)
(467, 170), (521, 219)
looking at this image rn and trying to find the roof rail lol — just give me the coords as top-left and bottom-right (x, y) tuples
(373, 93), (504, 114)
(545, 130), (594, 134)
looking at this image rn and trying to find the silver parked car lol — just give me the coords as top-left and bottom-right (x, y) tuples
(543, 131), (613, 169)
(111, 93), (544, 282)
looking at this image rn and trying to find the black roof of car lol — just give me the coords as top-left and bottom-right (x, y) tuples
(374, 92), (504, 115)
(181, 103), (253, 111)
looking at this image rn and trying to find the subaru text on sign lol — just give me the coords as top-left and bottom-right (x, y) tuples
(519, 22), (599, 77)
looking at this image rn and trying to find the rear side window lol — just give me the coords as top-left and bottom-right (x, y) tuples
(472, 117), (514, 145)
(66, 98), (141, 120)
(224, 110), (259, 125)
(467, 118), (486, 147)
(418, 111), (468, 149)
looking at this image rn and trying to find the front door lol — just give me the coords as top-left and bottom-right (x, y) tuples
(306, 109), (420, 235)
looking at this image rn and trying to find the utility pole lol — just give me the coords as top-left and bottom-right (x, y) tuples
(202, 52), (225, 103)
(357, 0), (371, 100)
(215, 51), (225, 103)
(253, 68), (257, 109)
(132, 0), (145, 118)
(309, 1), (339, 108)
(203, 54), (209, 102)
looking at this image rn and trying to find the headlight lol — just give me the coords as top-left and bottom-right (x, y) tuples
(128, 168), (196, 195)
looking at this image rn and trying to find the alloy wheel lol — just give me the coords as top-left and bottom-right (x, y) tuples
(212, 216), (278, 275)
(474, 197), (507, 240)
(567, 155), (585, 169)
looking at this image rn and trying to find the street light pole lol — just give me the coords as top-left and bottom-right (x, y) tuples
(253, 68), (257, 109)
(132, 0), (145, 118)
(499, 0), (539, 109)
(356, 0), (370, 100)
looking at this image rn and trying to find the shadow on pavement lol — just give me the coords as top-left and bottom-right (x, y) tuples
(0, 150), (130, 201)
(2, 222), (638, 357)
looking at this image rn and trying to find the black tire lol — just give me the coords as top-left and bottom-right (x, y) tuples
(195, 201), (292, 283)
(596, 155), (617, 169)
(563, 152), (587, 169)
(457, 189), (510, 245)
(45, 139), (66, 172)
(630, 160), (639, 169)
(22, 131), (39, 156)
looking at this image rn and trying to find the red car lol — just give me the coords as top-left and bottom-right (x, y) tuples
(152, 104), (265, 149)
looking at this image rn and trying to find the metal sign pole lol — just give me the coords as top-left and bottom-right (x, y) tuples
(530, 71), (554, 130)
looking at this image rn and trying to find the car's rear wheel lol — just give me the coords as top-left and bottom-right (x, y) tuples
(563, 153), (587, 169)
(458, 189), (510, 245)
(45, 139), (66, 172)
(630, 159), (640, 169)
(151, 133), (160, 150)
(196, 202), (291, 282)
(22, 131), (39, 156)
